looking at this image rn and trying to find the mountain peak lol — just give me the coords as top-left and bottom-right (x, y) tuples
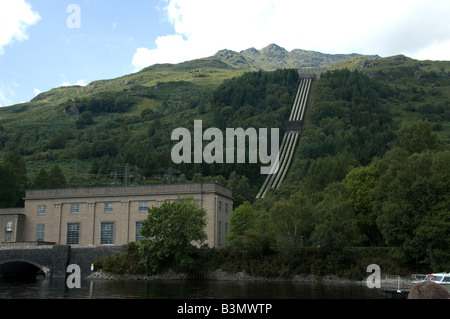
(240, 47), (260, 57)
(213, 44), (378, 71)
(261, 43), (287, 54)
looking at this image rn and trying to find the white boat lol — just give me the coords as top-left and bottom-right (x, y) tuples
(411, 272), (450, 285)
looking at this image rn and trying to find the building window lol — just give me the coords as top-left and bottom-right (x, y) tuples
(139, 202), (148, 212)
(100, 222), (114, 245)
(5, 221), (12, 242)
(156, 199), (164, 206)
(225, 203), (229, 214)
(218, 221), (222, 245)
(135, 221), (146, 241)
(70, 203), (79, 214)
(38, 205), (47, 215)
(218, 201), (222, 213)
(67, 223), (80, 245)
(104, 202), (113, 213)
(225, 222), (228, 235)
(36, 224), (45, 242)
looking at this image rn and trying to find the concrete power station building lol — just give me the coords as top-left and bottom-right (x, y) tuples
(0, 183), (233, 249)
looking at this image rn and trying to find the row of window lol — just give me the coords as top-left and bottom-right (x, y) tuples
(217, 221), (229, 246)
(37, 200), (230, 215)
(35, 221), (146, 245)
(37, 202), (150, 215)
(31, 220), (230, 246)
(218, 201), (230, 214)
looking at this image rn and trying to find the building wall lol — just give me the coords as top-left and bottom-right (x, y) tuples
(0, 209), (25, 243)
(21, 183), (233, 248)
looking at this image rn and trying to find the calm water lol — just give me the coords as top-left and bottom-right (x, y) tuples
(0, 278), (388, 299)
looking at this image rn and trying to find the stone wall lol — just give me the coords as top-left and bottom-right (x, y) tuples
(69, 245), (127, 277)
(0, 245), (127, 278)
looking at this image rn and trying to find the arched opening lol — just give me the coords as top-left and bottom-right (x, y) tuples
(0, 260), (48, 281)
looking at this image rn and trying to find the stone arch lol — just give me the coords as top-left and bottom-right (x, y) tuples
(0, 259), (50, 280)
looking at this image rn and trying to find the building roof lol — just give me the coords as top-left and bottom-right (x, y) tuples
(24, 182), (233, 201)
(0, 208), (25, 215)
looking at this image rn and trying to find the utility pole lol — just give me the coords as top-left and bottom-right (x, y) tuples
(124, 163), (130, 186)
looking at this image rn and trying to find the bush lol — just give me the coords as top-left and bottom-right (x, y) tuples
(95, 242), (148, 275)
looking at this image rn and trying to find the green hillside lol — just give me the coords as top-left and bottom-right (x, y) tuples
(0, 48), (449, 201)
(0, 45), (378, 194)
(2, 44), (450, 275)
(0, 58), (243, 187)
(252, 56), (450, 273)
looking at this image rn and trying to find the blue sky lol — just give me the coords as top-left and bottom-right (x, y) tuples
(0, 0), (173, 106)
(1, 0), (449, 107)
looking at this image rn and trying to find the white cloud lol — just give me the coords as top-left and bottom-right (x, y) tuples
(0, 89), (9, 107)
(0, 84), (15, 107)
(60, 79), (87, 87)
(33, 88), (41, 96)
(0, 0), (41, 55)
(132, 34), (193, 70)
(132, 0), (278, 70)
(132, 0), (450, 70)
(414, 41), (450, 61)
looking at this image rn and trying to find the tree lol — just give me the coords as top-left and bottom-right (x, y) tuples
(227, 172), (254, 207)
(344, 165), (383, 246)
(0, 162), (19, 208)
(304, 153), (358, 194)
(3, 151), (28, 206)
(48, 165), (67, 188)
(75, 111), (94, 129)
(227, 201), (275, 259)
(414, 207), (450, 271)
(374, 149), (450, 265)
(227, 201), (257, 246)
(32, 168), (49, 189)
(269, 192), (314, 252)
(311, 182), (361, 250)
(397, 121), (438, 154)
(139, 197), (207, 273)
(32, 165), (67, 189)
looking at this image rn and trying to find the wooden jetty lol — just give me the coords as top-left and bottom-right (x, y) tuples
(381, 274), (411, 298)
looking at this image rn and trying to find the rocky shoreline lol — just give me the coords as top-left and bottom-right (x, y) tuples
(86, 268), (362, 283)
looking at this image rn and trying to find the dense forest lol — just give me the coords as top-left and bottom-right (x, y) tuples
(1, 59), (450, 278)
(234, 68), (450, 276)
(0, 68), (301, 208)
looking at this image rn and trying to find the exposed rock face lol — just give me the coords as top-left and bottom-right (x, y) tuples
(213, 43), (380, 70)
(63, 103), (79, 115)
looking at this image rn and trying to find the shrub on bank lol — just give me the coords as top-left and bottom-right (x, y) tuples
(94, 242), (148, 275)
(94, 243), (419, 280)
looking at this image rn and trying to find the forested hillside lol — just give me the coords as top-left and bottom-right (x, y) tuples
(250, 61), (450, 273)
(0, 66), (301, 208)
(1, 50), (450, 275)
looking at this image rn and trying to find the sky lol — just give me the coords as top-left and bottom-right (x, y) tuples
(0, 0), (449, 107)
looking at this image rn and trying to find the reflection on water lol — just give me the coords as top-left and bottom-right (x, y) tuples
(0, 278), (388, 299)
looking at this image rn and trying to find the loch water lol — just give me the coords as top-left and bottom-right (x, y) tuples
(0, 277), (389, 299)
